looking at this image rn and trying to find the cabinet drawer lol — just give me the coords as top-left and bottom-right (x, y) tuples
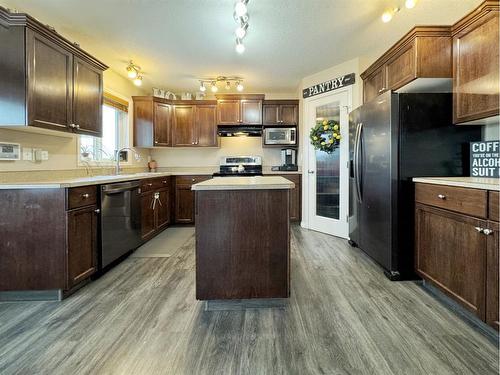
(489, 191), (499, 221)
(175, 175), (211, 185)
(67, 186), (97, 210)
(415, 183), (487, 218)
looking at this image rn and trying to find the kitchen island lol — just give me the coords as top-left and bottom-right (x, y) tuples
(192, 176), (295, 300)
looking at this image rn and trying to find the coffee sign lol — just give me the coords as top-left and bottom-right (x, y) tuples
(470, 140), (500, 178)
(303, 73), (355, 99)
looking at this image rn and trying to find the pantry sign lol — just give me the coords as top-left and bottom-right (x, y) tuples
(303, 73), (355, 98)
(470, 140), (500, 178)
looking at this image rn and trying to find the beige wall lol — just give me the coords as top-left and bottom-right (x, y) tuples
(0, 69), (149, 172)
(151, 92), (299, 168)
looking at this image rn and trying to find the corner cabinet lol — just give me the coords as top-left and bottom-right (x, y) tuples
(452, 1), (499, 124)
(133, 98), (218, 148)
(215, 94), (264, 125)
(0, 7), (107, 135)
(361, 26), (452, 103)
(415, 183), (499, 330)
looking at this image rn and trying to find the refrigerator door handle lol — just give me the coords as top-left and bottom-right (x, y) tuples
(353, 122), (361, 203)
(355, 122), (363, 202)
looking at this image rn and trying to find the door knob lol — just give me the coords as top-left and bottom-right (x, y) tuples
(308, 170), (315, 174)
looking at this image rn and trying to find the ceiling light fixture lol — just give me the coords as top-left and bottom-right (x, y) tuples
(234, 0), (248, 17)
(211, 81), (218, 93)
(405, 0), (417, 9)
(197, 76), (244, 92)
(381, 7), (400, 23)
(235, 38), (245, 54)
(234, 1), (249, 54)
(133, 75), (143, 86)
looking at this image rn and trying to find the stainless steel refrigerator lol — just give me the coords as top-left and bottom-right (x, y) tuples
(348, 91), (481, 280)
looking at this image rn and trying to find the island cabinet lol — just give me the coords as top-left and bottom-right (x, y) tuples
(0, 185), (99, 297)
(215, 94), (264, 125)
(415, 183), (499, 330)
(174, 175), (212, 223)
(140, 177), (171, 240)
(452, 1), (499, 124)
(361, 26), (452, 103)
(262, 100), (299, 126)
(0, 6), (107, 135)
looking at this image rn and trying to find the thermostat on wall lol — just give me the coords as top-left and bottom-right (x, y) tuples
(0, 142), (21, 160)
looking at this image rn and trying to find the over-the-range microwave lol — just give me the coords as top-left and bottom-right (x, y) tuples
(263, 127), (297, 146)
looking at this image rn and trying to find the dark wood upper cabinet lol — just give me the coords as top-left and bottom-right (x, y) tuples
(73, 57), (103, 136)
(263, 100), (299, 126)
(216, 94), (264, 125)
(0, 7), (107, 134)
(154, 102), (172, 146)
(217, 100), (240, 125)
(173, 105), (196, 146)
(67, 205), (98, 289)
(26, 29), (73, 132)
(241, 100), (262, 124)
(361, 26), (452, 103)
(452, 1), (499, 124)
(195, 104), (218, 147)
(133, 98), (218, 148)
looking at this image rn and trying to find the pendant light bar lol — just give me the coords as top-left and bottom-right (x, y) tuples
(234, 0), (249, 54)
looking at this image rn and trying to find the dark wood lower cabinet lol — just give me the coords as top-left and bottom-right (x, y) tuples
(415, 203), (486, 319)
(67, 205), (98, 289)
(140, 178), (171, 240)
(175, 176), (212, 224)
(486, 220), (499, 330)
(273, 174), (301, 222)
(141, 191), (156, 239)
(415, 182), (499, 331)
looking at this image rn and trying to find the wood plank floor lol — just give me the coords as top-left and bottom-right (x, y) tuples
(0, 226), (498, 374)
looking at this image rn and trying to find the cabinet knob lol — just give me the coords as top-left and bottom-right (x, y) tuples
(162, 180), (167, 184)
(75, 124), (80, 129)
(94, 209), (100, 214)
(69, 123), (76, 128)
(474, 227), (484, 233)
(437, 194), (446, 200)
(82, 193), (90, 199)
(483, 229), (493, 236)
(378, 88), (386, 93)
(148, 183), (153, 186)
(192, 178), (196, 182)
(192, 142), (195, 145)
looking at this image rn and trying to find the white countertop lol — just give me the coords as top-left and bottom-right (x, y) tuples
(192, 176), (295, 191)
(0, 172), (173, 189)
(413, 177), (500, 191)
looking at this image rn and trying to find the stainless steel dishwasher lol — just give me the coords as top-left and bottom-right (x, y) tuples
(101, 180), (142, 269)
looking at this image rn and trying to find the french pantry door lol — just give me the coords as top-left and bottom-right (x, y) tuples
(304, 88), (350, 238)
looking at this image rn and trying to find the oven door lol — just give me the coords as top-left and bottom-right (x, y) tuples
(264, 128), (297, 145)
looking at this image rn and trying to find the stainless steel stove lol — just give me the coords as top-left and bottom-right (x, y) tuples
(213, 156), (262, 177)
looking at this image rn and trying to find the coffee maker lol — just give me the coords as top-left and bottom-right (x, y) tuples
(274, 148), (298, 171)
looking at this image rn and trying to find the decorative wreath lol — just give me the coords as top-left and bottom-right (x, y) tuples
(309, 119), (341, 153)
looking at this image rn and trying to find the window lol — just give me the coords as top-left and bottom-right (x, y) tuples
(79, 93), (129, 164)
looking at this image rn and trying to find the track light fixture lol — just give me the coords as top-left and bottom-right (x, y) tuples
(233, 0), (249, 54)
(126, 61), (144, 86)
(381, 0), (417, 23)
(197, 76), (244, 92)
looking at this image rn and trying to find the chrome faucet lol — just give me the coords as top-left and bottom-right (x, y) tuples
(115, 147), (141, 175)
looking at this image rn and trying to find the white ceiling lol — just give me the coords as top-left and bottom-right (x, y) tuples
(1, 0), (483, 94)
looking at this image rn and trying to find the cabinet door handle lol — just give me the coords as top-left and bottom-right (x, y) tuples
(82, 193), (90, 199)
(483, 229), (493, 235)
(94, 208), (100, 214)
(437, 194), (446, 200)
(474, 227), (484, 233)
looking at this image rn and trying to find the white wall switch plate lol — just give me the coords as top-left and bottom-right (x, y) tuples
(22, 148), (33, 161)
(40, 150), (49, 160)
(33, 149), (42, 161)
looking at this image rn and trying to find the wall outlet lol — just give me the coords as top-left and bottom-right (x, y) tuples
(40, 150), (49, 160)
(33, 149), (43, 161)
(22, 148), (33, 161)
